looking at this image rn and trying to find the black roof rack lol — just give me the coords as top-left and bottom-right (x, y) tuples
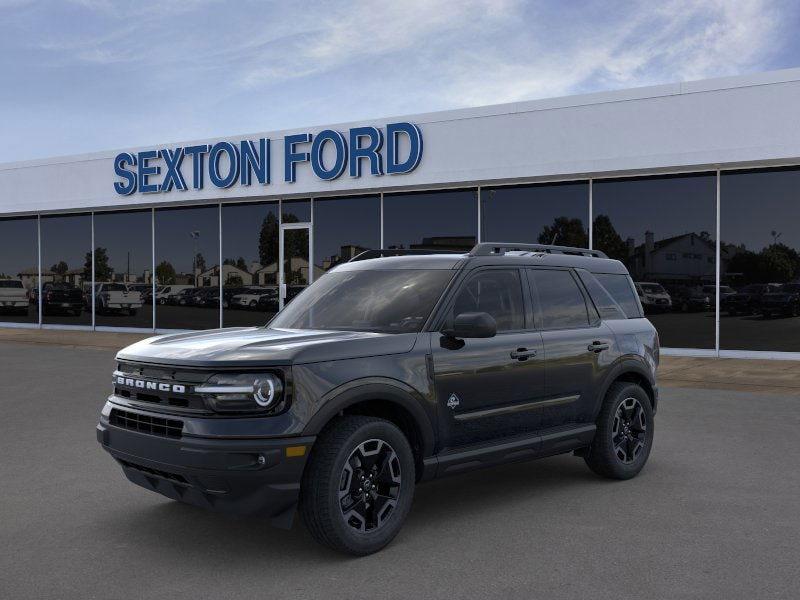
(468, 243), (608, 258)
(349, 248), (464, 262)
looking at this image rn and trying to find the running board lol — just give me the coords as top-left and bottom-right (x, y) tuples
(422, 424), (596, 480)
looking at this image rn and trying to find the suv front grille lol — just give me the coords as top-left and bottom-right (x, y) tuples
(109, 408), (183, 439)
(113, 362), (211, 413)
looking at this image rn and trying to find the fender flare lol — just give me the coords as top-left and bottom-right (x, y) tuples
(593, 357), (657, 419)
(302, 378), (436, 457)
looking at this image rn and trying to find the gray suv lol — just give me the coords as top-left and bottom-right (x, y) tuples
(97, 243), (658, 555)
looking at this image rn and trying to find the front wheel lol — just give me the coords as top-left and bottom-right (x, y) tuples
(300, 416), (415, 556)
(584, 382), (654, 480)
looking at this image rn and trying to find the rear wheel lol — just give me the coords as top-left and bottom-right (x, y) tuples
(300, 416), (415, 555)
(584, 382), (654, 480)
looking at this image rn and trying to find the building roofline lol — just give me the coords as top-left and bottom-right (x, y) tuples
(3, 67), (800, 171)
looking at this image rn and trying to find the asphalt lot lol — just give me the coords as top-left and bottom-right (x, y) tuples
(1, 342), (799, 600)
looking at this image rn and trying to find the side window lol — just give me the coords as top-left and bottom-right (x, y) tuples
(450, 269), (525, 332)
(529, 269), (589, 329)
(594, 273), (642, 318)
(576, 269), (626, 320)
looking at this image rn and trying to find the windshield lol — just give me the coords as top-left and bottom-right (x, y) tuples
(270, 269), (454, 333)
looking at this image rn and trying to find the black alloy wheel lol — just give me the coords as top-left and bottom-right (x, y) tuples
(338, 439), (402, 533)
(612, 397), (647, 464)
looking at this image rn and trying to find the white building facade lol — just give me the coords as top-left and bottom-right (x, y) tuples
(2, 68), (800, 358)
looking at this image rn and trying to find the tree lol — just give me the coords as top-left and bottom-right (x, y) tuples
(592, 215), (629, 262)
(226, 274), (244, 287)
(538, 216), (588, 248)
(258, 213), (279, 267)
(156, 261), (176, 285)
(50, 261), (68, 276)
(84, 247), (113, 282)
(236, 256), (248, 271)
(194, 253), (206, 273)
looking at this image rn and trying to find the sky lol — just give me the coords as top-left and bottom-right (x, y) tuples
(1, 0), (799, 163)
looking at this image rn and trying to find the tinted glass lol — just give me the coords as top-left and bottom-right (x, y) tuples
(0, 217), (38, 324)
(221, 201), (279, 327)
(314, 195), (380, 271)
(529, 269), (589, 329)
(449, 270), (525, 331)
(720, 168), (800, 351)
(593, 174), (716, 349)
(594, 273), (642, 318)
(270, 269), (453, 333)
(481, 182), (589, 246)
(154, 205), (219, 330)
(282, 199), (310, 223)
(383, 189), (477, 252)
(40, 214), (91, 325)
(93, 210), (153, 329)
(577, 270), (627, 320)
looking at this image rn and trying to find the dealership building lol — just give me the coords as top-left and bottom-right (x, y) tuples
(2, 68), (800, 359)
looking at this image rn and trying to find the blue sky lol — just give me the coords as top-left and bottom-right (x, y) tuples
(1, 0), (798, 163)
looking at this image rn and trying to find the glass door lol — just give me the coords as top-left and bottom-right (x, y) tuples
(279, 223), (311, 310)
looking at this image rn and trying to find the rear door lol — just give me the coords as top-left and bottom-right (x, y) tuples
(527, 268), (617, 429)
(431, 267), (545, 449)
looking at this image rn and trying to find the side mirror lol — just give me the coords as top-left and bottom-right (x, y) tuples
(443, 312), (497, 339)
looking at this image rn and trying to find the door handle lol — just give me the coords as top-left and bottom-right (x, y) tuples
(588, 341), (610, 352)
(510, 348), (537, 361)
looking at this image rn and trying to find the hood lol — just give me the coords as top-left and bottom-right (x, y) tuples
(116, 326), (418, 368)
(762, 292), (792, 301)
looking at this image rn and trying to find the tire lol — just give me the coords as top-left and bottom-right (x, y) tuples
(249, 299), (257, 308)
(584, 382), (654, 480)
(300, 416), (415, 556)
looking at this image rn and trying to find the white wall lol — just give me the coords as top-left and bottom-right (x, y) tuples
(2, 68), (800, 215)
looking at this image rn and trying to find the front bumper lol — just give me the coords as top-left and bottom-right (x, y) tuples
(97, 404), (314, 528)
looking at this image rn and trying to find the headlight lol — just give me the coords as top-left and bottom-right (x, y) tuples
(195, 373), (284, 413)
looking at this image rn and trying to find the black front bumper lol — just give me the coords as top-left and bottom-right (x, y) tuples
(97, 404), (314, 529)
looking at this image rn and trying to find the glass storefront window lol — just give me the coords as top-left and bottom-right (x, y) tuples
(154, 205), (220, 330)
(221, 201), (279, 326)
(93, 210), (153, 329)
(720, 168), (800, 352)
(282, 199), (311, 223)
(0, 217), (39, 324)
(40, 214), (92, 326)
(383, 189), (478, 252)
(313, 195), (380, 272)
(481, 182), (589, 246)
(593, 174), (717, 349)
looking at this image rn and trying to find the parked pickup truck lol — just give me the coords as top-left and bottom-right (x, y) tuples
(0, 279), (30, 315)
(40, 282), (84, 316)
(92, 283), (143, 316)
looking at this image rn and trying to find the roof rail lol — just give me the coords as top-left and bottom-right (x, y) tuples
(349, 248), (464, 262)
(468, 243), (608, 259)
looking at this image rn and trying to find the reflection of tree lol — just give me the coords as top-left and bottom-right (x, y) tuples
(84, 247), (112, 282)
(156, 261), (177, 284)
(194, 253), (206, 273)
(51, 261), (68, 276)
(258, 213), (279, 267)
(538, 217), (588, 248)
(727, 243), (800, 284)
(226, 274), (244, 286)
(592, 215), (628, 262)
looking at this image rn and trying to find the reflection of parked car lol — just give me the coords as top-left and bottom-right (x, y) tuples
(759, 283), (800, 318)
(700, 285), (736, 302)
(0, 279), (30, 315)
(232, 287), (275, 309)
(40, 282), (84, 316)
(256, 290), (279, 313)
(170, 287), (199, 306)
(191, 287), (219, 308)
(671, 286), (711, 312)
(156, 285), (193, 305)
(92, 283), (143, 316)
(722, 283), (780, 316)
(127, 284), (153, 305)
(222, 286), (248, 309)
(635, 282), (672, 313)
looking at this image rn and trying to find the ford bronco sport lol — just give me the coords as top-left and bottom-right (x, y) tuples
(97, 243), (658, 555)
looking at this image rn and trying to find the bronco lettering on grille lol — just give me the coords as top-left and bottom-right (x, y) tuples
(115, 376), (185, 394)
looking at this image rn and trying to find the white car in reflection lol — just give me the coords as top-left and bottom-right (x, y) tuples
(635, 282), (672, 314)
(0, 279), (30, 315)
(231, 287), (277, 309)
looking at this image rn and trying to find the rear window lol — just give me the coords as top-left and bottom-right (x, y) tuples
(594, 273), (642, 318)
(0, 280), (23, 288)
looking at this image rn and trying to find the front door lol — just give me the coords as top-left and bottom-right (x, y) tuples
(431, 268), (546, 449)
(279, 223), (312, 310)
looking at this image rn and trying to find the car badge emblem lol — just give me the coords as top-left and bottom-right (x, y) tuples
(446, 393), (460, 410)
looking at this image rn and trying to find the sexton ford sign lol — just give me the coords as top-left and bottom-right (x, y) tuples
(112, 122), (423, 195)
